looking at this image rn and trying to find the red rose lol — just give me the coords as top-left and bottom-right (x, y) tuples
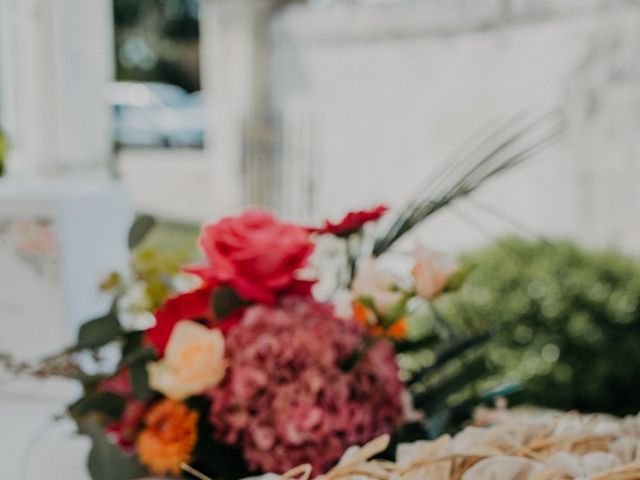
(186, 210), (314, 304)
(145, 287), (213, 355)
(308, 205), (389, 237)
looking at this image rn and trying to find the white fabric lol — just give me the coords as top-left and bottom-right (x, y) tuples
(544, 451), (621, 477)
(460, 456), (545, 480)
(609, 436), (640, 463)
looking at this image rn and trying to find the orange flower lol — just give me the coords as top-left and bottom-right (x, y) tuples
(387, 317), (408, 340)
(136, 399), (199, 476)
(353, 302), (371, 324)
(354, 301), (408, 340)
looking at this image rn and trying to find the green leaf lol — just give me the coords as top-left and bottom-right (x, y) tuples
(75, 373), (108, 390)
(188, 397), (251, 480)
(407, 332), (490, 385)
(130, 362), (153, 401)
(482, 382), (523, 402)
(392, 421), (430, 445)
(394, 332), (440, 353)
(83, 418), (148, 480)
(128, 215), (156, 250)
(211, 286), (247, 319)
(77, 311), (122, 349)
(120, 345), (155, 367)
(412, 355), (489, 412)
(425, 409), (452, 439)
(355, 295), (376, 311)
(380, 294), (411, 327)
(442, 265), (474, 293)
(69, 392), (126, 419)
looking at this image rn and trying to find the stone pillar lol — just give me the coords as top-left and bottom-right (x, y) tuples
(199, 0), (273, 215)
(0, 0), (114, 177)
(0, 0), (133, 361)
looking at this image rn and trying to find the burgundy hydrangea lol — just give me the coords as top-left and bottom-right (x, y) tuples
(206, 297), (405, 475)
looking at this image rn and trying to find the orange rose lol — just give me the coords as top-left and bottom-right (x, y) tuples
(136, 399), (198, 476)
(147, 321), (227, 401)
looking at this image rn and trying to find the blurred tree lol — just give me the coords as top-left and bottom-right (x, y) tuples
(111, 0), (312, 91)
(113, 0), (200, 91)
(113, 0), (141, 28)
(440, 237), (640, 416)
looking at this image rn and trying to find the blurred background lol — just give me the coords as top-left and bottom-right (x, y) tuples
(1, 0), (640, 478)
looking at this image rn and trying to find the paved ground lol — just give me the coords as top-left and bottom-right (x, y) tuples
(0, 149), (205, 480)
(0, 378), (91, 480)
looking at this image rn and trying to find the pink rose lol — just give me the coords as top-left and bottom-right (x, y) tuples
(187, 210), (315, 303)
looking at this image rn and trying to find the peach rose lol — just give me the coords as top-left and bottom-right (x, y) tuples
(412, 244), (458, 300)
(147, 320), (227, 401)
(352, 258), (403, 314)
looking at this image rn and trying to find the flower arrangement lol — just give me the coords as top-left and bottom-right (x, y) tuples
(0, 112), (563, 480)
(119, 208), (417, 478)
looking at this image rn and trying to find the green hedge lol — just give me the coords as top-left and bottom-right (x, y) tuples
(451, 237), (640, 415)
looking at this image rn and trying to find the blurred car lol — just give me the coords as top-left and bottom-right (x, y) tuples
(108, 82), (204, 148)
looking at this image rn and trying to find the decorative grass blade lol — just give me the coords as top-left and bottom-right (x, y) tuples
(443, 382), (524, 429)
(412, 354), (488, 413)
(373, 110), (564, 256)
(407, 332), (491, 386)
(394, 332), (441, 353)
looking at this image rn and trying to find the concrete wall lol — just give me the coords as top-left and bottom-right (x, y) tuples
(270, 0), (640, 254)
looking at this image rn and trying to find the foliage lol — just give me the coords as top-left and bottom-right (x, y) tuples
(83, 418), (147, 480)
(448, 237), (640, 416)
(113, 0), (201, 91)
(101, 216), (198, 318)
(0, 128), (7, 176)
(399, 303), (497, 438)
(136, 218), (199, 255)
(113, 0), (142, 28)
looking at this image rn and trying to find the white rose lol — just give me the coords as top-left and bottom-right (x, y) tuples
(412, 244), (458, 300)
(147, 320), (227, 401)
(333, 289), (355, 320)
(352, 258), (403, 314)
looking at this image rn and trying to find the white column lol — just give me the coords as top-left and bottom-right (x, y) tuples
(199, 0), (273, 216)
(0, 0), (114, 177)
(0, 0), (133, 362)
